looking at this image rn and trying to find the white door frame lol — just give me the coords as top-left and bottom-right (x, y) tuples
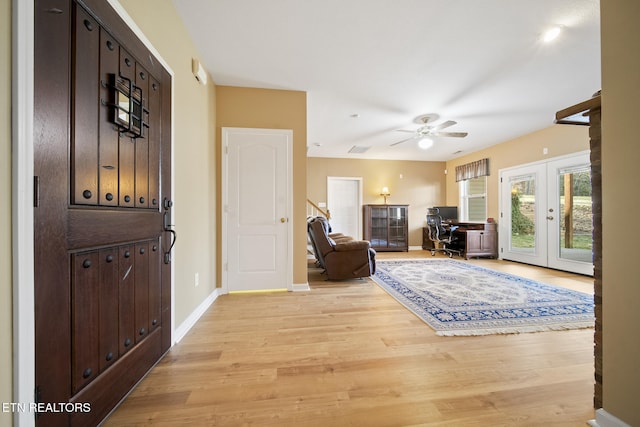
(221, 127), (293, 293)
(12, 2), (36, 423)
(326, 176), (363, 239)
(13, 3), (176, 425)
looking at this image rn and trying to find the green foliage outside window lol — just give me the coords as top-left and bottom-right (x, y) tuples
(511, 191), (534, 234)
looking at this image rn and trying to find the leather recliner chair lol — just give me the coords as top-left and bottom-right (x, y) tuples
(307, 217), (376, 280)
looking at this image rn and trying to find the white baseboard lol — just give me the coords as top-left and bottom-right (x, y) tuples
(292, 282), (311, 292)
(174, 289), (220, 343)
(409, 246), (424, 251)
(588, 409), (632, 427)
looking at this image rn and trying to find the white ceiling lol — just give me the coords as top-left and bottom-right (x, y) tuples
(172, 0), (601, 161)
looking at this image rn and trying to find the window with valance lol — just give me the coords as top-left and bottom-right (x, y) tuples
(455, 158), (489, 182)
(457, 158), (489, 221)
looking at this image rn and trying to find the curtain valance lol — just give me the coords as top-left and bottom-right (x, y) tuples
(455, 158), (489, 182)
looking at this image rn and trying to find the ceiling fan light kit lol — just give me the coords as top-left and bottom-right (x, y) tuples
(418, 138), (434, 150)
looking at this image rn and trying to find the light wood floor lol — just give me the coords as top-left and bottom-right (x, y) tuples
(104, 251), (595, 426)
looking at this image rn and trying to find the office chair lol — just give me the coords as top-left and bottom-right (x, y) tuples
(426, 208), (462, 258)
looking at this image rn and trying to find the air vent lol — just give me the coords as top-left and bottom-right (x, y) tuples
(348, 145), (371, 154)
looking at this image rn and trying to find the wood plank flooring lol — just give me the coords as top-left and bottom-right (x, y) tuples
(103, 252), (595, 426)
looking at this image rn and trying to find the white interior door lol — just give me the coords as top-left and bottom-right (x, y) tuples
(223, 128), (292, 292)
(499, 152), (593, 275)
(327, 177), (362, 239)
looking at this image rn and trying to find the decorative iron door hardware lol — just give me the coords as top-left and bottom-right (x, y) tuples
(163, 197), (176, 264)
(101, 73), (149, 138)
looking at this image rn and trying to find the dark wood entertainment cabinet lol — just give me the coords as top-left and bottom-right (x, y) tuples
(363, 204), (409, 251)
(422, 222), (498, 259)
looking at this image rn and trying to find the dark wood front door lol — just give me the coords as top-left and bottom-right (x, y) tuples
(34, 0), (172, 425)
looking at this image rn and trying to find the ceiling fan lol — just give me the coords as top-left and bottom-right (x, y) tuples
(391, 113), (468, 148)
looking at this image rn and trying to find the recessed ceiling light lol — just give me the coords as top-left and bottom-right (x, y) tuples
(543, 25), (563, 43)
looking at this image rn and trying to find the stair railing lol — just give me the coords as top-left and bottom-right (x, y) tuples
(306, 199), (331, 220)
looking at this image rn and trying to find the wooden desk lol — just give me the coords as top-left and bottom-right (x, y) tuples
(422, 222), (498, 259)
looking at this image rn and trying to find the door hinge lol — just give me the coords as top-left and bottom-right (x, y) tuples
(33, 176), (40, 208)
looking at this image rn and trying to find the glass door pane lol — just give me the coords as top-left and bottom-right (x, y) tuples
(369, 206), (388, 247)
(388, 206), (407, 248)
(510, 175), (536, 253)
(558, 166), (592, 263)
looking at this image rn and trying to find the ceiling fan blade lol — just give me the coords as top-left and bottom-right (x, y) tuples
(395, 129), (416, 133)
(431, 120), (457, 132)
(390, 136), (417, 146)
(432, 131), (468, 138)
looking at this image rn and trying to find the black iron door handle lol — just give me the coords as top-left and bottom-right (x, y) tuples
(163, 198), (176, 264)
(164, 227), (177, 264)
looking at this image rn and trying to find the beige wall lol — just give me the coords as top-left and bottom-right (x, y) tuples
(307, 158), (446, 246)
(445, 124), (590, 221)
(215, 86), (308, 286)
(119, 0), (218, 327)
(601, 1), (640, 425)
(1, 0), (12, 425)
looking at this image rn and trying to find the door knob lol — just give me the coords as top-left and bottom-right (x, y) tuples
(547, 216), (554, 220)
(280, 217), (286, 223)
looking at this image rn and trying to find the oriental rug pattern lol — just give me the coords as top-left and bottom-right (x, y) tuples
(372, 259), (594, 336)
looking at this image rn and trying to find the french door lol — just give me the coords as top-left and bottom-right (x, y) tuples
(499, 152), (593, 275)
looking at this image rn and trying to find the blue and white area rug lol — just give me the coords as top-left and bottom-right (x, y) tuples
(373, 259), (594, 336)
